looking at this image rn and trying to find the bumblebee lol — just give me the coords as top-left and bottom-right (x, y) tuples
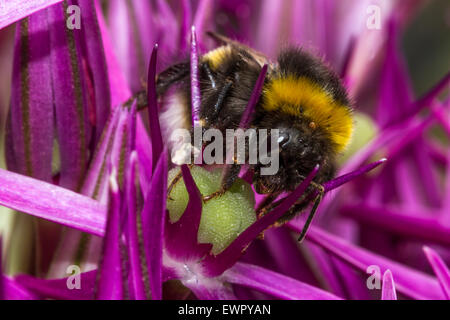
(155, 32), (353, 241)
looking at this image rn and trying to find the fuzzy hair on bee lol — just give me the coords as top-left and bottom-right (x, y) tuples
(155, 32), (354, 241)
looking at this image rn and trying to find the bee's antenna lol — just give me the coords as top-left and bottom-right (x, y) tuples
(297, 188), (324, 242)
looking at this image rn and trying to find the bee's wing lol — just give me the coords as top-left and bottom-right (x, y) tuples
(206, 31), (269, 68)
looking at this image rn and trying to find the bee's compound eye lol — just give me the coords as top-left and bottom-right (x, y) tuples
(277, 132), (291, 148)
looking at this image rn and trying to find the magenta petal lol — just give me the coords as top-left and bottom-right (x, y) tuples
(0, 238), (3, 300)
(147, 44), (163, 174)
(155, 0), (178, 56)
(409, 71), (450, 120)
(190, 26), (201, 127)
(179, 0), (192, 53)
(423, 246), (450, 299)
(0, 0), (63, 29)
(108, 0), (155, 92)
(0, 168), (106, 236)
(77, 0), (111, 139)
(255, 0), (283, 57)
(94, 0), (131, 106)
(324, 158), (387, 192)
(124, 152), (147, 300)
(8, 10), (53, 181)
(376, 20), (413, 127)
(239, 64), (268, 129)
(330, 256), (371, 300)
(96, 173), (123, 300)
(296, 225), (445, 300)
(381, 270), (397, 300)
(185, 281), (237, 300)
(48, 2), (90, 190)
(81, 106), (121, 199)
(16, 271), (96, 300)
(16, 267), (176, 300)
(192, 0), (213, 44)
(3, 276), (39, 300)
(341, 204), (450, 246)
(223, 262), (342, 300)
(141, 150), (168, 300)
(201, 165), (319, 277)
(165, 165), (212, 261)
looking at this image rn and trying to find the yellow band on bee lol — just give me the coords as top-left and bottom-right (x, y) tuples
(202, 46), (233, 70)
(263, 76), (353, 152)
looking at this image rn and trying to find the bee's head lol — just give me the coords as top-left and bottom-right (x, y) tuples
(252, 115), (335, 194)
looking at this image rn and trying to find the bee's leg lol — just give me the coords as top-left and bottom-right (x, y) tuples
(167, 164), (194, 200)
(256, 180), (325, 242)
(124, 62), (191, 110)
(203, 63), (217, 90)
(297, 183), (324, 242)
(212, 79), (233, 119)
(123, 90), (148, 110)
(274, 178), (324, 242)
(256, 192), (282, 219)
(202, 164), (241, 202)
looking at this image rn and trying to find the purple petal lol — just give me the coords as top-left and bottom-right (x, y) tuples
(81, 105), (121, 200)
(141, 150), (168, 300)
(94, 0), (131, 106)
(303, 244), (348, 298)
(16, 271), (96, 300)
(285, 158), (387, 210)
(7, 10), (53, 181)
(341, 204), (450, 246)
(423, 246), (450, 299)
(109, 106), (134, 188)
(294, 225), (445, 300)
(376, 20), (413, 127)
(96, 172), (123, 300)
(147, 44), (163, 175)
(381, 270), (397, 300)
(223, 262), (342, 300)
(16, 266), (176, 300)
(408, 71), (450, 121)
(190, 26), (201, 127)
(192, 0), (213, 45)
(0, 238), (3, 300)
(154, 0), (178, 56)
(0, 0), (63, 30)
(77, 0), (111, 139)
(432, 101), (450, 136)
(95, 3), (153, 194)
(124, 151), (147, 300)
(255, 0), (283, 57)
(239, 64), (268, 129)
(0, 168), (106, 236)
(324, 158), (387, 193)
(3, 276), (39, 300)
(108, 0), (155, 92)
(330, 256), (372, 300)
(48, 2), (90, 190)
(179, 0), (192, 53)
(185, 281), (237, 300)
(165, 165), (212, 261)
(263, 228), (319, 285)
(201, 165), (319, 277)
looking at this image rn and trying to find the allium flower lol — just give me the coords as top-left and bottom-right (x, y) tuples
(0, 0), (449, 301)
